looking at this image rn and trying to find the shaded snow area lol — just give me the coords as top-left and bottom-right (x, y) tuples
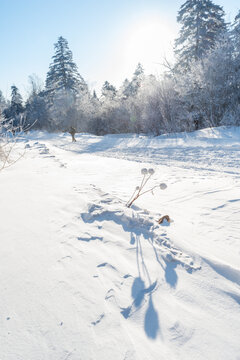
(0, 127), (239, 360)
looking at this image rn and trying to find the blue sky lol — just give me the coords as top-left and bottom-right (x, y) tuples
(0, 0), (239, 99)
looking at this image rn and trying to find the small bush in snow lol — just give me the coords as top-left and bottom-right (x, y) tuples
(127, 168), (167, 208)
(0, 115), (32, 172)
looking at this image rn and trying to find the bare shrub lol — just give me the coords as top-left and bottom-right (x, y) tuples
(0, 115), (29, 172)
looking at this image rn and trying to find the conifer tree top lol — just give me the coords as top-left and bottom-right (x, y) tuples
(101, 81), (117, 99)
(133, 63), (144, 77)
(174, 0), (226, 71)
(46, 36), (87, 94)
(10, 85), (23, 106)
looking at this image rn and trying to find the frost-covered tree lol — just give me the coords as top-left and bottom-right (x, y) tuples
(25, 76), (50, 130)
(10, 85), (24, 114)
(232, 11), (240, 73)
(0, 91), (7, 114)
(101, 81), (117, 101)
(109, 65), (145, 134)
(86, 91), (104, 134)
(174, 0), (226, 71)
(46, 36), (87, 94)
(134, 75), (186, 135)
(204, 36), (238, 126)
(129, 63), (144, 96)
(119, 79), (132, 100)
(96, 80), (132, 134)
(233, 10), (240, 47)
(45, 36), (89, 131)
(3, 86), (24, 130)
(175, 32), (239, 128)
(46, 89), (78, 131)
(232, 11), (240, 111)
(99, 81), (117, 132)
(92, 90), (98, 100)
(25, 94), (49, 130)
(28, 74), (43, 97)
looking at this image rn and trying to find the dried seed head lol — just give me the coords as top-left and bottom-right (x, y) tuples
(141, 168), (148, 175)
(148, 168), (155, 175)
(160, 183), (167, 190)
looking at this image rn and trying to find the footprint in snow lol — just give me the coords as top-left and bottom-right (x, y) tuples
(168, 321), (194, 345)
(91, 313), (105, 326)
(77, 233), (103, 242)
(57, 255), (72, 262)
(97, 262), (117, 271)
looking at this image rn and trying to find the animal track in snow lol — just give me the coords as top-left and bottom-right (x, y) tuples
(91, 313), (105, 326)
(97, 262), (117, 271)
(33, 141), (67, 167)
(77, 232), (103, 242)
(168, 321), (194, 346)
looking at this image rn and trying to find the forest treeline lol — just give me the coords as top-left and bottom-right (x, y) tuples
(1, 0), (240, 135)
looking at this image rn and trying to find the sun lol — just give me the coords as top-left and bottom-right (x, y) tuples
(123, 14), (176, 76)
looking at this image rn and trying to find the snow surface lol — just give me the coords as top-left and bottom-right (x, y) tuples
(0, 126), (240, 360)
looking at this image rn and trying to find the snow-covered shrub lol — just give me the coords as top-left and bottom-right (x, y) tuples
(0, 114), (27, 172)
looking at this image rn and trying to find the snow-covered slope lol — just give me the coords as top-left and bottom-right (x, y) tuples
(0, 127), (239, 359)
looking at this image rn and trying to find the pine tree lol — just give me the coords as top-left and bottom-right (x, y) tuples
(233, 10), (240, 39)
(0, 90), (7, 113)
(233, 11), (240, 57)
(119, 79), (132, 100)
(130, 63), (144, 95)
(46, 36), (87, 94)
(3, 86), (24, 129)
(25, 77), (49, 130)
(10, 86), (24, 114)
(92, 90), (98, 100)
(133, 63), (144, 79)
(174, 0), (226, 71)
(101, 81), (117, 100)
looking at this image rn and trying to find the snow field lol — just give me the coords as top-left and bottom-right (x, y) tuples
(0, 127), (239, 359)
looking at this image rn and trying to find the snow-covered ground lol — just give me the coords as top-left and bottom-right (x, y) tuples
(0, 126), (239, 360)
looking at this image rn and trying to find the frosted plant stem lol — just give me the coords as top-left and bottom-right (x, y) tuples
(127, 174), (154, 208)
(139, 185), (159, 197)
(142, 174), (152, 189)
(127, 194), (139, 208)
(127, 174), (146, 207)
(139, 174), (146, 192)
(126, 188), (138, 207)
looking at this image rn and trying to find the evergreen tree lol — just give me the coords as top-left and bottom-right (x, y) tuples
(119, 79), (132, 100)
(3, 86), (24, 129)
(233, 10), (240, 40)
(92, 90), (98, 100)
(174, 0), (226, 71)
(26, 94), (49, 129)
(233, 11), (240, 59)
(0, 90), (7, 113)
(10, 85), (24, 114)
(101, 81), (117, 100)
(46, 36), (87, 94)
(129, 63), (144, 95)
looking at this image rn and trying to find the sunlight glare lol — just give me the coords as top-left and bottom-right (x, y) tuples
(123, 15), (176, 76)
